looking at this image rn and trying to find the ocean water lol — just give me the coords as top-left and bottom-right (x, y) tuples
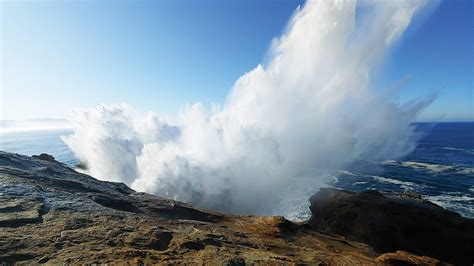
(277, 122), (474, 220)
(1, 123), (473, 220)
(0, 129), (78, 166)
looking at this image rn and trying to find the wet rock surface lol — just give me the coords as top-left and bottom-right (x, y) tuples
(0, 151), (452, 264)
(309, 188), (474, 265)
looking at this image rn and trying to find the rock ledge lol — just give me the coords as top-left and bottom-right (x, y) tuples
(1, 151), (470, 264)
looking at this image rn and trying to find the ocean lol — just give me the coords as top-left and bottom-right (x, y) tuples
(1, 122), (473, 220)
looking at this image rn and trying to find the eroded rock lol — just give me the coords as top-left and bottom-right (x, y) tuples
(32, 153), (56, 162)
(0, 151), (459, 264)
(308, 188), (474, 265)
(0, 198), (47, 227)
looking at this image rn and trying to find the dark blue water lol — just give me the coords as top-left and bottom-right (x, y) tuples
(0, 123), (473, 219)
(331, 122), (474, 218)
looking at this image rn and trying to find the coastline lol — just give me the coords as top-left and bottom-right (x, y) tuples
(1, 151), (472, 264)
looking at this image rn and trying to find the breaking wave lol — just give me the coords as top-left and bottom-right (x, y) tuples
(425, 194), (474, 219)
(372, 176), (418, 191)
(383, 160), (474, 175)
(62, 0), (436, 214)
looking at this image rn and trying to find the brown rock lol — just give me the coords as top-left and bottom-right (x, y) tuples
(0, 151), (455, 264)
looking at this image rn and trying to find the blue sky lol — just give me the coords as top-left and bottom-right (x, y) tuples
(1, 0), (472, 121)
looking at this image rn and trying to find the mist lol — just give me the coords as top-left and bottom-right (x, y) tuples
(62, 0), (436, 214)
(0, 119), (71, 134)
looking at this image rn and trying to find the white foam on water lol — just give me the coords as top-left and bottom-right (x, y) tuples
(372, 175), (418, 191)
(425, 194), (474, 219)
(402, 161), (454, 173)
(384, 160), (474, 175)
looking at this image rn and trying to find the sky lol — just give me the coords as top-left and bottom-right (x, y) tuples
(1, 0), (473, 122)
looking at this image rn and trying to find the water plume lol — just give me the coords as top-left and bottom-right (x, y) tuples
(62, 0), (435, 214)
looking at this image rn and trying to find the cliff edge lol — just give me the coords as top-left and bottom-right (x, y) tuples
(309, 188), (474, 265)
(0, 151), (469, 264)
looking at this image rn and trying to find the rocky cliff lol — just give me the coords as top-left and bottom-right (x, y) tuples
(0, 151), (470, 264)
(309, 188), (474, 265)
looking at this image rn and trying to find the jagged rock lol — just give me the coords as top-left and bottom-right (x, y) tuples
(31, 153), (56, 162)
(0, 151), (449, 264)
(308, 188), (474, 265)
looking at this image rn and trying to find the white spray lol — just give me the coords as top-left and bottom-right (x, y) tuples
(62, 0), (435, 214)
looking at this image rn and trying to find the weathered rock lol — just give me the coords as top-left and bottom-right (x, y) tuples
(31, 153), (56, 162)
(308, 188), (474, 265)
(0, 151), (448, 264)
(0, 198), (46, 227)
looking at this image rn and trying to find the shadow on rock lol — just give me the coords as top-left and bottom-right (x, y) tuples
(308, 188), (474, 265)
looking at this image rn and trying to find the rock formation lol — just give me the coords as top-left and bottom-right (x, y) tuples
(309, 188), (474, 265)
(0, 151), (469, 264)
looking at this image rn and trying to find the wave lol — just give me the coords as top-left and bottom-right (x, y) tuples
(441, 147), (474, 155)
(331, 170), (420, 191)
(457, 168), (474, 175)
(336, 170), (359, 177)
(372, 175), (418, 191)
(401, 161), (454, 173)
(425, 194), (474, 219)
(383, 160), (474, 175)
(62, 0), (435, 215)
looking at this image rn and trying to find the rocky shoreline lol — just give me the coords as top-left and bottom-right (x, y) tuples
(0, 151), (473, 264)
(309, 188), (474, 265)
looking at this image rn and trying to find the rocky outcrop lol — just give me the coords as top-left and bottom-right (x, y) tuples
(31, 153), (56, 163)
(0, 151), (458, 264)
(308, 188), (474, 265)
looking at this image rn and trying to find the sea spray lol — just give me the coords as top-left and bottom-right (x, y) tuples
(62, 0), (435, 214)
